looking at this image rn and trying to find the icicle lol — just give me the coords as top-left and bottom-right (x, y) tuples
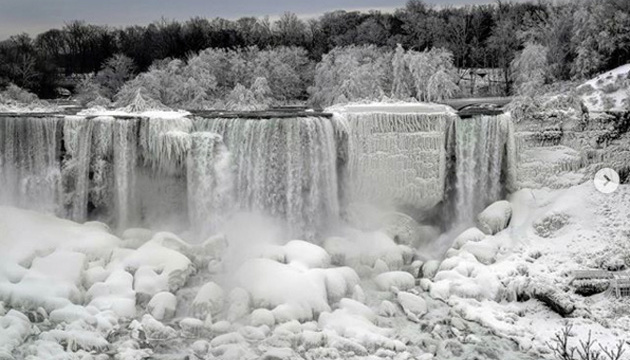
(340, 111), (455, 212)
(139, 117), (193, 174)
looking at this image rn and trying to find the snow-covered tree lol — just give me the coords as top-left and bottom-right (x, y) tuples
(391, 44), (412, 100)
(405, 48), (458, 102)
(224, 83), (258, 111)
(511, 43), (549, 96)
(309, 45), (390, 107)
(427, 70), (459, 101)
(250, 77), (273, 108)
(95, 54), (136, 98)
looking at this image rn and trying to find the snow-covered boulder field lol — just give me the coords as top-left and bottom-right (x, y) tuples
(0, 179), (629, 360)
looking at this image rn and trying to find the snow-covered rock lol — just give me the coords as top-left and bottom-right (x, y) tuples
(381, 212), (438, 248)
(397, 291), (427, 322)
(324, 231), (405, 271)
(133, 266), (168, 301)
(459, 238), (500, 265)
(378, 300), (398, 317)
(0, 310), (31, 355)
(421, 260), (440, 280)
(283, 240), (331, 268)
(250, 308), (275, 327)
(451, 227), (486, 250)
(147, 292), (177, 320)
(108, 239), (194, 292)
(374, 271), (415, 291)
(87, 270), (136, 318)
(192, 281), (225, 319)
(477, 201), (512, 235)
(227, 287), (251, 322)
(235, 258), (358, 322)
(180, 317), (205, 337)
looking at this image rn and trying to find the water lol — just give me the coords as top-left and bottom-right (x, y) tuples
(453, 114), (514, 225)
(113, 118), (139, 230)
(187, 132), (233, 239)
(194, 116), (340, 239)
(0, 111), (516, 243)
(0, 115), (61, 214)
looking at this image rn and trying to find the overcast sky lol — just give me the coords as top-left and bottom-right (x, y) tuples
(0, 0), (508, 40)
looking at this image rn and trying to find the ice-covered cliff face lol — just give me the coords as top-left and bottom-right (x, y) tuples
(0, 108), (518, 242)
(338, 111), (455, 213)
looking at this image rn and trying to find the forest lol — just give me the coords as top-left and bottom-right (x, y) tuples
(0, 0), (629, 104)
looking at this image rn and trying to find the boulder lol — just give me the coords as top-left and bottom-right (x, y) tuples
(374, 271), (415, 291)
(192, 282), (225, 319)
(147, 292), (177, 321)
(397, 291), (428, 322)
(477, 201), (512, 235)
(451, 228), (486, 249)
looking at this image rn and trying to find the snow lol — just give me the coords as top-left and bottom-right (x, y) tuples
(328, 102), (456, 115)
(250, 308), (275, 327)
(578, 64), (630, 112)
(1, 100), (630, 359)
(283, 240), (331, 269)
(374, 271), (416, 291)
(0, 310), (31, 354)
(397, 291), (428, 322)
(147, 292), (177, 320)
(192, 281), (225, 319)
(451, 227), (486, 250)
(87, 270), (136, 318)
(76, 108), (191, 119)
(0, 206), (120, 264)
(477, 200), (513, 235)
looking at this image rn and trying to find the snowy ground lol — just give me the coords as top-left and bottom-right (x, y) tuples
(0, 177), (628, 359)
(578, 64), (630, 112)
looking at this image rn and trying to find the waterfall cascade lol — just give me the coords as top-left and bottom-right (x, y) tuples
(452, 114), (515, 225)
(194, 116), (340, 239)
(187, 132), (233, 239)
(0, 108), (516, 242)
(0, 115), (62, 214)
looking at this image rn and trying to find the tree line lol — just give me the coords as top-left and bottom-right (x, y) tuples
(0, 0), (629, 99)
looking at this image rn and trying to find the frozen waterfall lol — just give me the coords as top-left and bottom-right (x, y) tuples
(0, 108), (516, 243)
(335, 107), (457, 220)
(452, 114), (515, 225)
(0, 115), (62, 214)
(194, 116), (340, 239)
(187, 132), (233, 239)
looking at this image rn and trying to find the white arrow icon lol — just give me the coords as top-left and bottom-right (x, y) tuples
(594, 168), (620, 194)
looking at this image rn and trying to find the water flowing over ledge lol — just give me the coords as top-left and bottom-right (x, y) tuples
(0, 106), (516, 242)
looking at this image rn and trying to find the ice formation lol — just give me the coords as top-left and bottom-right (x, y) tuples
(194, 116), (340, 239)
(0, 105), (521, 240)
(453, 114), (515, 226)
(336, 107), (456, 212)
(3, 99), (627, 359)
